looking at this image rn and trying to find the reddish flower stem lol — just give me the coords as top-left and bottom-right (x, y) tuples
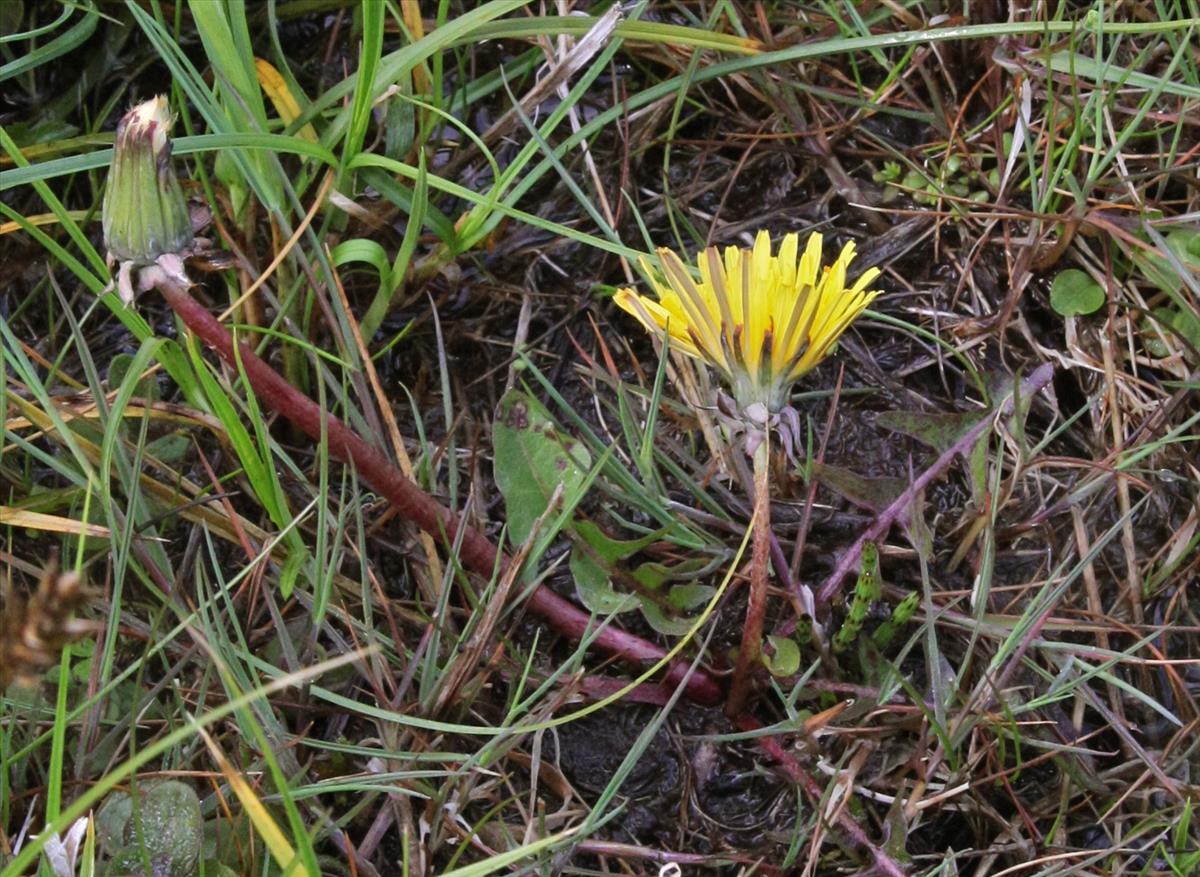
(726, 436), (771, 716)
(155, 278), (723, 706)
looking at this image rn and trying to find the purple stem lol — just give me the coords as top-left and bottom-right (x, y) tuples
(805, 363), (1055, 617)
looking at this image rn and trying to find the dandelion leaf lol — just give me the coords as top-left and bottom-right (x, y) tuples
(812, 462), (907, 514)
(494, 389), (592, 547)
(876, 408), (990, 503)
(569, 520), (659, 615)
(633, 558), (716, 636)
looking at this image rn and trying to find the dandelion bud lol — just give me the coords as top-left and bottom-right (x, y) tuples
(102, 96), (192, 267)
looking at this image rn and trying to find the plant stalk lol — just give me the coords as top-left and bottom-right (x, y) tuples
(726, 434), (771, 716)
(154, 277), (723, 706)
(810, 362), (1055, 612)
(736, 712), (909, 877)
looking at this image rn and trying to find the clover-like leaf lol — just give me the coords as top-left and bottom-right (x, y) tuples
(99, 781), (202, 877)
(762, 635), (801, 677)
(1050, 268), (1104, 316)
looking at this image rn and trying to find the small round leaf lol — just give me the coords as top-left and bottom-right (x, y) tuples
(1050, 269), (1105, 317)
(762, 635), (801, 677)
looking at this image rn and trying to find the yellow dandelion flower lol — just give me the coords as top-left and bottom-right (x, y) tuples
(614, 230), (881, 413)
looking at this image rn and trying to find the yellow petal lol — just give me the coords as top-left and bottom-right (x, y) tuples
(614, 229), (880, 411)
(613, 288), (703, 359)
(798, 232), (823, 289)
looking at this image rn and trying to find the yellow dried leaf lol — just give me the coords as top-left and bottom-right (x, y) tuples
(254, 58), (317, 142)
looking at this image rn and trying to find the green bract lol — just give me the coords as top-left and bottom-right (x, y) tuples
(102, 96), (192, 272)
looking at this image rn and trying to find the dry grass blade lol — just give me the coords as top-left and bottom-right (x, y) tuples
(195, 724), (312, 877)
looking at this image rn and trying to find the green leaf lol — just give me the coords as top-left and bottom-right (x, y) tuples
(875, 409), (991, 503)
(340, 0), (384, 176)
(144, 432), (190, 466)
(0, 2), (96, 83)
(763, 635), (801, 677)
(574, 519), (660, 563)
(1171, 307), (1200, 352)
(1143, 302), (1200, 359)
(493, 389), (591, 547)
(107, 353), (159, 401)
(569, 548), (641, 614)
(361, 149), (430, 340)
(633, 558), (716, 635)
(185, 335), (307, 595)
(1173, 799), (1192, 857)
(3, 119), (79, 147)
(1134, 230), (1200, 296)
(1050, 268), (1105, 316)
(186, 0), (282, 212)
(568, 521), (657, 614)
(97, 781), (202, 877)
(1044, 48), (1200, 100)
(875, 409), (978, 455)
(881, 791), (914, 865)
(812, 462), (907, 513)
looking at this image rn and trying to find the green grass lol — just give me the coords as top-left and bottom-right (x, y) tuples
(3, 1), (1199, 875)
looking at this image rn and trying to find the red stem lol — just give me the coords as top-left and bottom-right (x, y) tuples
(156, 279), (722, 706)
(726, 438), (771, 716)
(735, 713), (909, 877)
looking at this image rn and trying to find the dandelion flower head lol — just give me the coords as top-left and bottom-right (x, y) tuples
(614, 230), (880, 415)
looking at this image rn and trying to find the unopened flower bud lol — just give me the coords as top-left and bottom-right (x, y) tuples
(102, 96), (192, 267)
